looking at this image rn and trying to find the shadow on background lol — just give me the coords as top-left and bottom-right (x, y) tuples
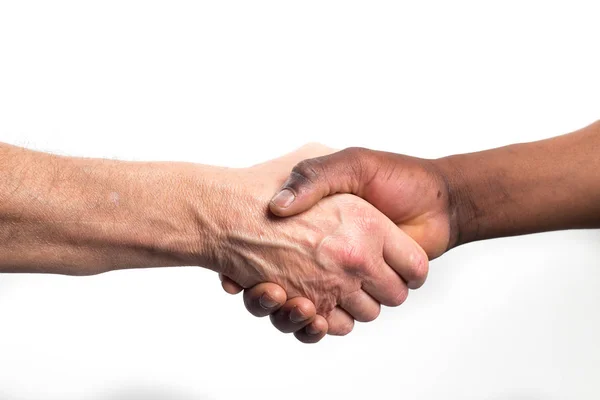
(94, 387), (213, 400)
(0, 386), (214, 400)
(486, 395), (550, 400)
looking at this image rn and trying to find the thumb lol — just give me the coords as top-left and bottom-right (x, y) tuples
(269, 148), (370, 217)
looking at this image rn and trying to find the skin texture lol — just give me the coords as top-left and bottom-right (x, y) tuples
(0, 143), (426, 340)
(228, 120), (600, 343)
(216, 147), (428, 334)
(221, 148), (447, 340)
(269, 148), (453, 258)
(221, 149), (448, 340)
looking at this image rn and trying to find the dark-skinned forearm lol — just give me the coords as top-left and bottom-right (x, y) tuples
(436, 121), (600, 247)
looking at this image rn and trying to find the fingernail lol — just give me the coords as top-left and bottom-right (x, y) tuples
(259, 294), (279, 309)
(290, 306), (307, 323)
(306, 324), (320, 336)
(271, 189), (295, 209)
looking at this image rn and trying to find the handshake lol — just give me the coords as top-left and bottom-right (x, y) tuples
(2, 121), (597, 343)
(212, 144), (451, 343)
(209, 145), (458, 342)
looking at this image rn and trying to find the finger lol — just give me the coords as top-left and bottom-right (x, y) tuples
(361, 259), (409, 307)
(384, 225), (429, 289)
(294, 315), (328, 344)
(242, 282), (287, 317)
(269, 148), (375, 217)
(326, 307), (355, 336)
(269, 297), (317, 333)
(339, 290), (381, 322)
(219, 274), (243, 295)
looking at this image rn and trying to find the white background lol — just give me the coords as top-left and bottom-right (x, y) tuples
(1, 1), (600, 399)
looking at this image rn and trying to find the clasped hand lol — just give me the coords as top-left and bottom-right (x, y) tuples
(215, 144), (452, 343)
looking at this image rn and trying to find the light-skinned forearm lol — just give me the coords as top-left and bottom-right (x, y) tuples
(437, 121), (600, 246)
(0, 143), (230, 275)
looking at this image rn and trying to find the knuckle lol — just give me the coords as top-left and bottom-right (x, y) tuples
(337, 320), (355, 336)
(314, 296), (337, 318)
(336, 240), (367, 269)
(291, 158), (323, 185)
(361, 308), (381, 323)
(409, 251), (429, 287)
(344, 147), (369, 158)
(388, 286), (409, 307)
(356, 215), (378, 234)
(343, 147), (370, 177)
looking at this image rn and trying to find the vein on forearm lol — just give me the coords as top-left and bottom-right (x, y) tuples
(0, 144), (212, 274)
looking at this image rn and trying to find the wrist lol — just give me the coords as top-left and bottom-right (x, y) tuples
(95, 161), (221, 272)
(432, 154), (480, 249)
(164, 163), (244, 273)
(93, 161), (239, 274)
